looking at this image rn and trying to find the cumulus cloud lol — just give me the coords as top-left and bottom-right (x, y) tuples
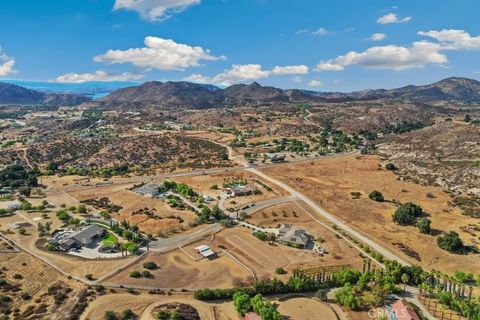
(271, 65), (309, 75)
(0, 48), (16, 77)
(418, 29), (480, 50)
(211, 64), (270, 85)
(308, 80), (322, 87)
(369, 33), (387, 41)
(54, 71), (143, 83)
(184, 64), (270, 85)
(315, 41), (447, 71)
(94, 36), (225, 71)
(377, 13), (411, 24)
(182, 73), (211, 83)
(113, 0), (201, 21)
(314, 61), (345, 72)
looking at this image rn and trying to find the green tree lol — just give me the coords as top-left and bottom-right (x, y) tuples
(368, 190), (384, 202)
(233, 292), (252, 316)
(437, 231), (463, 252)
(393, 202), (423, 226)
(122, 242), (139, 255)
(416, 218), (431, 234)
(335, 284), (361, 310)
(401, 273), (410, 292)
(259, 302), (280, 320)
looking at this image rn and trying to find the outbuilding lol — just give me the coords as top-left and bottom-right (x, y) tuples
(195, 245), (216, 259)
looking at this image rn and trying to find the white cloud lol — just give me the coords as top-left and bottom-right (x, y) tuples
(211, 64), (270, 85)
(291, 76), (303, 83)
(312, 27), (329, 36)
(308, 80), (322, 87)
(54, 71), (143, 83)
(369, 33), (387, 41)
(272, 65), (309, 75)
(0, 48), (16, 77)
(94, 36), (225, 71)
(113, 0), (201, 21)
(314, 61), (345, 72)
(315, 41), (447, 72)
(377, 13), (411, 24)
(296, 29), (310, 35)
(182, 73), (211, 83)
(184, 64), (270, 85)
(418, 29), (480, 50)
(0, 59), (15, 77)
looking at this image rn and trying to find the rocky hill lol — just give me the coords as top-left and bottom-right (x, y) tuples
(0, 82), (90, 106)
(97, 77), (480, 109)
(352, 77), (480, 102)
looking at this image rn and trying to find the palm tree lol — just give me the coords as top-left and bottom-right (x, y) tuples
(401, 273), (410, 292)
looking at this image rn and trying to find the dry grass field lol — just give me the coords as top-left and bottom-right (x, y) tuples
(0, 252), (85, 320)
(275, 297), (337, 320)
(246, 201), (366, 269)
(81, 292), (240, 320)
(68, 184), (198, 234)
(213, 227), (364, 279)
(107, 249), (252, 289)
(261, 154), (480, 274)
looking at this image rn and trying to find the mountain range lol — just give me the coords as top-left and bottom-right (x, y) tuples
(0, 82), (90, 106)
(1, 77), (480, 108)
(97, 77), (480, 109)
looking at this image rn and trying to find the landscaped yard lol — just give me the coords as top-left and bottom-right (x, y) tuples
(102, 233), (118, 247)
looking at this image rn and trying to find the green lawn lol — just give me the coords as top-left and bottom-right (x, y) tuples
(102, 233), (118, 246)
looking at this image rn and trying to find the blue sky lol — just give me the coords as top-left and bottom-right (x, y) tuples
(1, 0), (480, 91)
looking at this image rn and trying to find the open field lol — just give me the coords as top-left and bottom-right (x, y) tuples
(213, 226), (363, 279)
(107, 248), (252, 289)
(81, 292), (240, 320)
(261, 154), (480, 274)
(68, 183), (198, 234)
(245, 201), (366, 269)
(276, 296), (337, 320)
(0, 251), (86, 320)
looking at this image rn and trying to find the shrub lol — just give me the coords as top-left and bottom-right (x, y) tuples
(416, 218), (431, 234)
(385, 163), (398, 171)
(85, 273), (94, 281)
(129, 271), (142, 278)
(275, 267), (287, 275)
(437, 231), (463, 252)
(143, 262), (158, 270)
(104, 311), (117, 320)
(368, 190), (384, 202)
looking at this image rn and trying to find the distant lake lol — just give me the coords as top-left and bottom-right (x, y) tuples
(0, 80), (138, 100)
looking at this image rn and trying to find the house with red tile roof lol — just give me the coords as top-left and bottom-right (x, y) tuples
(391, 300), (420, 320)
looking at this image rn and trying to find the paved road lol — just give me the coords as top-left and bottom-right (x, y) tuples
(148, 223), (223, 252)
(241, 195), (298, 215)
(247, 166), (410, 266)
